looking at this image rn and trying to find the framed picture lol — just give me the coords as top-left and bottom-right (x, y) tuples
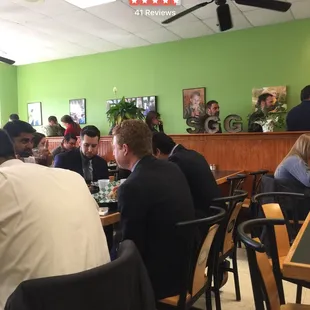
(252, 86), (287, 113)
(106, 96), (157, 116)
(69, 98), (86, 124)
(183, 87), (206, 119)
(27, 102), (42, 126)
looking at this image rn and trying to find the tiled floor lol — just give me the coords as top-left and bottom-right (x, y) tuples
(193, 247), (310, 309)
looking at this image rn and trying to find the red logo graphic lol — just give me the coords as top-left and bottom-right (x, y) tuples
(129, 0), (181, 5)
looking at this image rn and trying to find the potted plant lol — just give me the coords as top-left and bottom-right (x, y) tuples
(248, 111), (286, 132)
(106, 96), (145, 126)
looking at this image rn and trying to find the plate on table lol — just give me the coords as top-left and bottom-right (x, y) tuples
(99, 207), (108, 216)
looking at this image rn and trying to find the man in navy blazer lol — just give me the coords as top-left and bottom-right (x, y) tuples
(54, 125), (108, 182)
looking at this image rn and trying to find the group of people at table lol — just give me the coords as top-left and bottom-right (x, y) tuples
(1, 107), (310, 309)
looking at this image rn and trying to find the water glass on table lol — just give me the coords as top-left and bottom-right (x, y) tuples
(98, 179), (110, 191)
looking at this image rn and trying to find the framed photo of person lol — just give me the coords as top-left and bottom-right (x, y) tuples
(69, 98), (86, 124)
(27, 102), (42, 126)
(182, 87), (206, 119)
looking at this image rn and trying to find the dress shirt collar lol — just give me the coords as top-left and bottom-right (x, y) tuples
(0, 159), (24, 168)
(131, 159), (141, 172)
(169, 144), (179, 157)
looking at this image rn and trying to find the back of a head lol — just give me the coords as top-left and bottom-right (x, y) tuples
(60, 115), (73, 124)
(64, 133), (77, 142)
(113, 120), (152, 158)
(9, 114), (19, 121)
(3, 120), (36, 138)
(300, 85), (310, 101)
(286, 134), (310, 163)
(81, 125), (100, 140)
(152, 132), (175, 155)
(33, 133), (46, 148)
(0, 129), (15, 160)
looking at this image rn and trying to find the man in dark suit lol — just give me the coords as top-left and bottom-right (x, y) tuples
(112, 120), (195, 300)
(286, 85), (310, 131)
(54, 125), (108, 182)
(152, 132), (221, 217)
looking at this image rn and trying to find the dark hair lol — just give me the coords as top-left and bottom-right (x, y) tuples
(145, 111), (160, 129)
(3, 120), (36, 138)
(152, 132), (175, 155)
(48, 116), (58, 123)
(0, 129), (15, 158)
(64, 133), (77, 143)
(81, 125), (100, 141)
(33, 132), (45, 148)
(9, 114), (19, 121)
(190, 91), (200, 98)
(206, 100), (218, 109)
(113, 120), (152, 158)
(256, 93), (273, 108)
(60, 115), (74, 124)
(300, 85), (310, 101)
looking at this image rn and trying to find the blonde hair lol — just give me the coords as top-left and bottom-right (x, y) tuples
(281, 134), (310, 164)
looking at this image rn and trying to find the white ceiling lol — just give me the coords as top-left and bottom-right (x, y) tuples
(0, 0), (308, 65)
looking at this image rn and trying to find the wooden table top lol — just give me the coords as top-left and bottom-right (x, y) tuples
(213, 170), (244, 185)
(283, 212), (310, 282)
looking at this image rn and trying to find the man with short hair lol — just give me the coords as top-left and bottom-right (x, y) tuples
(204, 100), (222, 133)
(54, 125), (108, 182)
(52, 134), (77, 157)
(286, 85), (310, 131)
(112, 120), (195, 299)
(3, 120), (36, 157)
(0, 129), (110, 310)
(152, 132), (221, 217)
(44, 116), (65, 137)
(248, 93), (274, 132)
(9, 114), (19, 121)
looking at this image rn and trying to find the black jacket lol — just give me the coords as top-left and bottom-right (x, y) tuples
(286, 101), (310, 131)
(54, 148), (109, 181)
(169, 144), (221, 217)
(117, 155), (195, 299)
(4, 240), (156, 310)
(248, 110), (264, 132)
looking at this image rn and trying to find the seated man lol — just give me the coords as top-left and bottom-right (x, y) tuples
(112, 120), (195, 299)
(0, 129), (110, 310)
(152, 132), (221, 217)
(54, 125), (108, 182)
(52, 133), (77, 158)
(3, 120), (36, 158)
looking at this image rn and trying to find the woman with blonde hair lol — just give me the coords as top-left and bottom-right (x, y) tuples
(275, 134), (310, 187)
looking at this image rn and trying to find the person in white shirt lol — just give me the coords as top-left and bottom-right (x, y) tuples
(0, 129), (110, 310)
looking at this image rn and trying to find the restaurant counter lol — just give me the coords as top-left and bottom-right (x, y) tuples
(47, 131), (309, 173)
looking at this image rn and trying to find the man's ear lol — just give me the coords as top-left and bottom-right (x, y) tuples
(153, 148), (160, 158)
(123, 144), (129, 156)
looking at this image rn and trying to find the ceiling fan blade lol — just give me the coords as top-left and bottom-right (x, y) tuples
(217, 4), (233, 31)
(234, 0), (291, 12)
(161, 2), (210, 24)
(0, 56), (15, 65)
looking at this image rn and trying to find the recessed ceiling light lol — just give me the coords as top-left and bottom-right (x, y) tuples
(64, 0), (116, 9)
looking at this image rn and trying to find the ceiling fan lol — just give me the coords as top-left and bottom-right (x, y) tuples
(162, 0), (292, 32)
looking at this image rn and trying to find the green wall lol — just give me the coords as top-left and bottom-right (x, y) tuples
(16, 18), (310, 134)
(0, 63), (18, 127)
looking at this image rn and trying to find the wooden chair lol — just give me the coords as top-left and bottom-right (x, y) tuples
(211, 190), (248, 310)
(157, 206), (226, 310)
(238, 218), (310, 310)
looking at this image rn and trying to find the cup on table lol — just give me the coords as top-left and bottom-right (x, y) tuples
(98, 179), (109, 191)
(120, 179), (126, 185)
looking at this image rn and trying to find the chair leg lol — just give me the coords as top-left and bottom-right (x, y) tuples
(232, 247), (241, 301)
(205, 288), (212, 310)
(213, 265), (222, 310)
(296, 285), (302, 304)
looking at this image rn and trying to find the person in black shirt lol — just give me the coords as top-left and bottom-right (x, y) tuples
(248, 93), (274, 132)
(286, 85), (310, 131)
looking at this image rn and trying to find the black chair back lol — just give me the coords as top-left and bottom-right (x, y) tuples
(249, 170), (269, 197)
(238, 218), (287, 309)
(5, 240), (156, 310)
(227, 174), (247, 196)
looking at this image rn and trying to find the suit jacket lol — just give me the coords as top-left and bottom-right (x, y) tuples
(286, 101), (310, 131)
(54, 148), (109, 181)
(117, 155), (195, 299)
(0, 159), (110, 310)
(169, 144), (221, 217)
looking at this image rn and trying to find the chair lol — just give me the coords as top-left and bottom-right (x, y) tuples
(157, 206), (226, 310)
(227, 174), (247, 196)
(238, 218), (310, 310)
(5, 240), (156, 310)
(211, 190), (248, 310)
